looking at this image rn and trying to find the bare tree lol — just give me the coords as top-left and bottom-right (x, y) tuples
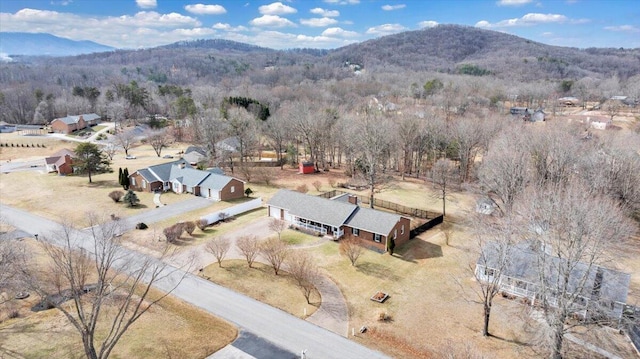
(339, 235), (364, 267)
(603, 99), (621, 122)
(429, 158), (457, 217)
(520, 181), (635, 359)
(102, 142), (118, 161)
(0, 228), (28, 302)
(262, 111), (290, 169)
(205, 237), (231, 268)
(472, 215), (517, 337)
(353, 111), (394, 208)
(236, 235), (260, 268)
(478, 127), (531, 216)
(260, 237), (290, 275)
(114, 130), (137, 156)
(286, 252), (319, 304)
(27, 214), (184, 359)
(146, 128), (172, 157)
(269, 218), (287, 241)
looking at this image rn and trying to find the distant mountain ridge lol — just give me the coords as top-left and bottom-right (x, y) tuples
(0, 32), (114, 57)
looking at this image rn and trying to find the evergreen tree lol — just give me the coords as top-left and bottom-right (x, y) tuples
(74, 142), (110, 183)
(121, 168), (130, 190)
(118, 168), (123, 187)
(123, 190), (140, 207)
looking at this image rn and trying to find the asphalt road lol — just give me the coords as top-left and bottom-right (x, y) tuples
(0, 203), (389, 359)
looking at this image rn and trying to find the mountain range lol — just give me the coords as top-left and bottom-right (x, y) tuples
(0, 32), (114, 57)
(2, 25), (639, 82)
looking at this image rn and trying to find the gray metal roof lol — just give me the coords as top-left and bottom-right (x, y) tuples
(137, 168), (157, 182)
(478, 241), (630, 304)
(268, 190), (357, 228)
(53, 113), (99, 125)
(183, 151), (205, 164)
(199, 173), (234, 191)
(176, 167), (210, 187)
(147, 159), (190, 181)
(345, 207), (403, 236)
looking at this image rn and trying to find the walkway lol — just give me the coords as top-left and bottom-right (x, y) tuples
(168, 216), (350, 337)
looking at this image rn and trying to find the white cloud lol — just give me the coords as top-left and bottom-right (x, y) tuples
(310, 8), (340, 17)
(541, 31), (553, 36)
(604, 25), (640, 33)
(0, 8), (202, 48)
(323, 0), (360, 4)
(212, 23), (248, 32)
(321, 27), (358, 37)
(259, 2), (297, 15)
(136, 0), (157, 9)
(366, 23), (407, 36)
(418, 20), (438, 28)
(382, 4), (406, 11)
(184, 4), (227, 15)
(475, 13), (570, 28)
(300, 17), (338, 27)
(218, 29), (356, 49)
(250, 15), (296, 28)
(496, 0), (532, 6)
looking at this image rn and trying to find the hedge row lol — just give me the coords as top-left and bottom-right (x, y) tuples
(0, 143), (46, 148)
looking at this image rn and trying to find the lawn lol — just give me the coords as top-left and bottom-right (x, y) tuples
(0, 239), (237, 359)
(200, 260), (319, 319)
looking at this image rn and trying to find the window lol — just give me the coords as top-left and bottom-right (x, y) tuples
(352, 228), (359, 236)
(142, 180), (147, 189)
(484, 268), (495, 277)
(374, 233), (381, 243)
(401, 224), (405, 235)
(130, 177), (136, 186)
(230, 186), (235, 193)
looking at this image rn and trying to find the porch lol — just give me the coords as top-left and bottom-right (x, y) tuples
(293, 217), (344, 239)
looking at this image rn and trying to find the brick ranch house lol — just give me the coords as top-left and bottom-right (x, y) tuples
(44, 148), (75, 175)
(129, 159), (245, 201)
(50, 113), (100, 134)
(267, 189), (410, 252)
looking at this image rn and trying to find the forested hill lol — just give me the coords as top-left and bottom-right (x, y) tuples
(2, 25), (639, 89)
(325, 25), (640, 80)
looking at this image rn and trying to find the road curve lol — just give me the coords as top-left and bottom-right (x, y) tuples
(0, 203), (389, 359)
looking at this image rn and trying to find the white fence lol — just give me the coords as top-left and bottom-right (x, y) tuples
(201, 197), (263, 225)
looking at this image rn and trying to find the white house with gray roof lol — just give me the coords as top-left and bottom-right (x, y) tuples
(476, 240), (630, 319)
(129, 159), (244, 201)
(267, 190), (410, 252)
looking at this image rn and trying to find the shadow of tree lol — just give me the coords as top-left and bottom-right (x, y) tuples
(80, 179), (119, 188)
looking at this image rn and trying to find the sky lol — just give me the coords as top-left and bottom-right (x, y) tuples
(0, 0), (638, 50)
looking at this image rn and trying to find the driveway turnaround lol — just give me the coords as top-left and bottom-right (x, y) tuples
(0, 204), (389, 359)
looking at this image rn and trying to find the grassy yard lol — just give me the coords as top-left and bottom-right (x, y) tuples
(0, 239), (237, 359)
(200, 260), (319, 319)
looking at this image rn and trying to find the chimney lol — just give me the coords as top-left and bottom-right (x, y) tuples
(348, 195), (358, 205)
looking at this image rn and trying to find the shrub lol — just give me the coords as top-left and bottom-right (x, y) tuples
(219, 212), (230, 222)
(327, 178), (336, 188)
(123, 190), (140, 207)
(295, 184), (309, 193)
(311, 180), (322, 191)
(196, 218), (208, 231)
(8, 310), (20, 319)
(183, 221), (196, 236)
(163, 224), (183, 243)
(377, 311), (391, 322)
(244, 187), (253, 197)
(136, 222), (148, 230)
(108, 190), (124, 203)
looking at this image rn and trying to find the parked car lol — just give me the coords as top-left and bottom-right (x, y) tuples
(162, 154), (174, 159)
(125, 154), (136, 160)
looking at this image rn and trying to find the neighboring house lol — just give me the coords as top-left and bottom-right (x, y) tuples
(475, 241), (630, 319)
(529, 109), (545, 122)
(50, 113), (100, 134)
(183, 146), (207, 166)
(216, 137), (240, 154)
(44, 148), (75, 175)
(267, 189), (411, 252)
(129, 159), (244, 201)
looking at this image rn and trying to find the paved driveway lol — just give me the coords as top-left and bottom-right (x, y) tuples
(0, 203), (388, 359)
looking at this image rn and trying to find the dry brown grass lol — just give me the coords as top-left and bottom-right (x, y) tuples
(200, 260), (319, 318)
(0, 239), (237, 358)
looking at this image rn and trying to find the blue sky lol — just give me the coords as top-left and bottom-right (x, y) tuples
(0, 0), (638, 50)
